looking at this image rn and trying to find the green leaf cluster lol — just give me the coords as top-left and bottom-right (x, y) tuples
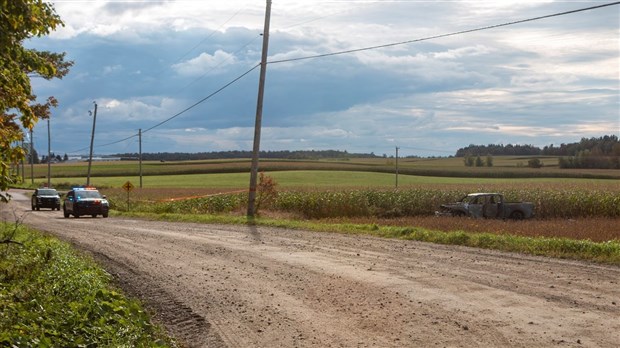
(1, 0), (73, 196)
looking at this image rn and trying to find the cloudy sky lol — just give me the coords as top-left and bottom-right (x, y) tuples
(27, 0), (619, 157)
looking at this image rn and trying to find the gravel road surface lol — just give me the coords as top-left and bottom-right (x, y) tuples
(3, 190), (619, 347)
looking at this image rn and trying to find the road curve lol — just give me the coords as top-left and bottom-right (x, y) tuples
(2, 190), (619, 347)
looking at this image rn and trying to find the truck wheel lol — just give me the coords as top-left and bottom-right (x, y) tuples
(63, 207), (69, 218)
(510, 211), (524, 220)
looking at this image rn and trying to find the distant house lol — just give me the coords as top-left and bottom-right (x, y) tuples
(66, 156), (122, 162)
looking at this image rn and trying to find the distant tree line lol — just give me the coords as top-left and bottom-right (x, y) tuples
(112, 150), (381, 162)
(456, 135), (620, 169)
(456, 144), (540, 157)
(24, 147), (69, 164)
(463, 154), (493, 167)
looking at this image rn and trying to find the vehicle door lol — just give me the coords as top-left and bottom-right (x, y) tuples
(483, 194), (501, 218)
(467, 196), (484, 218)
(65, 191), (75, 211)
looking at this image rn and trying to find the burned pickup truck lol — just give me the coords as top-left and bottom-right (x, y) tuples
(436, 193), (534, 220)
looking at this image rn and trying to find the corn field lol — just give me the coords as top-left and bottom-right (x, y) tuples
(112, 187), (620, 219)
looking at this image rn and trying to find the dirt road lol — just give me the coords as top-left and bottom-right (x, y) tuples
(3, 190), (619, 347)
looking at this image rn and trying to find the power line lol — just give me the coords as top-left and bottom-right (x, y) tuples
(176, 34), (262, 93)
(142, 63), (260, 134)
(153, 5), (248, 78)
(66, 64), (260, 154)
(174, 7), (246, 66)
(267, 1), (620, 65)
(64, 1), (619, 154)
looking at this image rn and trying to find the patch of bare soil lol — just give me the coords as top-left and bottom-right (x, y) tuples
(3, 190), (619, 347)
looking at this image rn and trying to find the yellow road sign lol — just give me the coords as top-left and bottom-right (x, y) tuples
(122, 181), (134, 192)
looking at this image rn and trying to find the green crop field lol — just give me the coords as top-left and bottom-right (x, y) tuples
(25, 170), (618, 192)
(19, 156), (620, 182)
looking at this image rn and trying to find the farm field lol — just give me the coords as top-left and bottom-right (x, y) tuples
(15, 158), (619, 245)
(35, 170), (619, 191)
(21, 156), (620, 181)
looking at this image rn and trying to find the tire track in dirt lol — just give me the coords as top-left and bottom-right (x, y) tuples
(91, 250), (224, 348)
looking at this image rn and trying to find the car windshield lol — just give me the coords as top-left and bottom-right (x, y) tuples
(75, 190), (102, 199)
(38, 189), (58, 195)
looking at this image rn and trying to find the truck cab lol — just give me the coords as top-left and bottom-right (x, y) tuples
(437, 193), (534, 220)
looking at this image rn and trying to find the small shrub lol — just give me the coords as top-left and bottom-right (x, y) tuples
(528, 158), (543, 168)
(255, 172), (278, 215)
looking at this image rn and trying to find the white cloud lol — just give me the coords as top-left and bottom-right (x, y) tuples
(102, 65), (122, 75)
(432, 45), (494, 59)
(172, 50), (237, 76)
(27, 1), (620, 157)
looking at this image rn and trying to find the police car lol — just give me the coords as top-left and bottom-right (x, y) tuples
(63, 187), (109, 218)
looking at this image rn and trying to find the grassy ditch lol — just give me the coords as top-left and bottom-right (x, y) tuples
(0, 223), (175, 347)
(113, 211), (620, 265)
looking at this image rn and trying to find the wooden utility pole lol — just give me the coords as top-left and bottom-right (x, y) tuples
(47, 119), (51, 187)
(20, 139), (25, 183)
(86, 102), (97, 186)
(395, 146), (399, 188)
(139, 128), (143, 188)
(247, 0), (272, 217)
(29, 129), (34, 185)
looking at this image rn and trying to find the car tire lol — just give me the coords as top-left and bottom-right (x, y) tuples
(63, 207), (69, 218)
(103, 213), (108, 218)
(91, 214), (97, 218)
(510, 211), (525, 220)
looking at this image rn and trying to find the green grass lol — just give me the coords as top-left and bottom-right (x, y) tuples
(27, 170), (618, 191)
(0, 223), (176, 347)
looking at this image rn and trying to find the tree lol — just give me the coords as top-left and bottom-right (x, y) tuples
(28, 148), (40, 164)
(486, 155), (493, 167)
(463, 155), (475, 167)
(475, 156), (484, 167)
(0, 0), (72, 201)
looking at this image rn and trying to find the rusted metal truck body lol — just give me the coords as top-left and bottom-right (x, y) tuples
(436, 193), (534, 219)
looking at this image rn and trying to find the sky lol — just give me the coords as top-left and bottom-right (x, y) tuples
(26, 0), (620, 158)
